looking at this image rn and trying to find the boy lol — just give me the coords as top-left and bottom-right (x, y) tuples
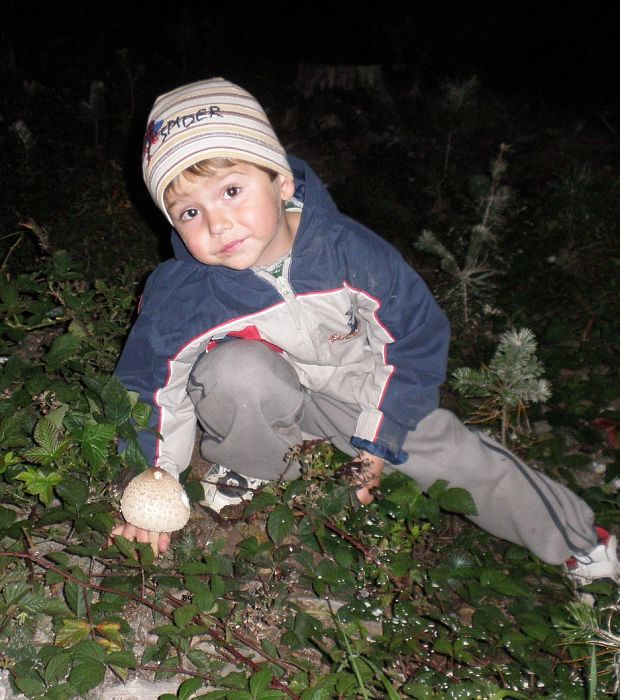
(112, 77), (618, 585)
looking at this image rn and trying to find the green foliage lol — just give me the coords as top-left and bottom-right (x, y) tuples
(1, 70), (619, 700)
(451, 328), (551, 445)
(416, 144), (512, 330)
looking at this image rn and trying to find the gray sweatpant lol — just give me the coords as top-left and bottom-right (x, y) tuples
(187, 340), (596, 564)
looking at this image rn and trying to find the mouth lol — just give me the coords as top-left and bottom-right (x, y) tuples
(219, 238), (247, 255)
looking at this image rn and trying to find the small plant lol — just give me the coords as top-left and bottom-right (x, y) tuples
(416, 144), (512, 328)
(451, 327), (552, 445)
(433, 76), (480, 210)
(556, 600), (620, 696)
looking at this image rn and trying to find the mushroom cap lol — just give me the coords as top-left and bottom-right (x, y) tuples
(120, 467), (191, 532)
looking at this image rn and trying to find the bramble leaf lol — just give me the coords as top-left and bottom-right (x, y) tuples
(80, 422), (115, 469)
(267, 504), (294, 545)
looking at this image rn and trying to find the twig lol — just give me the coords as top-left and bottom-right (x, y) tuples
(0, 233), (24, 273)
(292, 505), (409, 589)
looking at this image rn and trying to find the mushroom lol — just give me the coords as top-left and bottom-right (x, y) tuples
(120, 467), (191, 555)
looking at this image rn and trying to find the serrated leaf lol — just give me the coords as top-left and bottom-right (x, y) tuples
(16, 467), (63, 504)
(178, 676), (205, 700)
(39, 596), (73, 617)
(102, 376), (132, 424)
(174, 603), (198, 628)
(113, 534), (139, 559)
(2, 580), (28, 604)
(226, 692), (253, 700)
(267, 504), (294, 545)
(105, 650), (136, 668)
(55, 618), (92, 647)
(249, 668), (273, 696)
(384, 479), (422, 505)
(243, 490), (279, 516)
(44, 652), (72, 685)
(438, 487), (478, 515)
(13, 674), (46, 697)
(45, 333), (82, 368)
(0, 505), (17, 528)
(67, 660), (105, 693)
(55, 475), (89, 507)
(81, 423), (116, 470)
(46, 403), (70, 430)
(64, 569), (91, 618)
(300, 687), (332, 700)
(73, 638), (107, 662)
(261, 638), (279, 659)
(131, 400), (151, 428)
(34, 416), (61, 451)
(480, 569), (531, 597)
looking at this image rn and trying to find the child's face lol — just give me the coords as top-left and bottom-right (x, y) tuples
(164, 163), (297, 270)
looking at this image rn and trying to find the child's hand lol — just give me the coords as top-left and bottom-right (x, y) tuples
(110, 522), (171, 557)
(354, 451), (385, 505)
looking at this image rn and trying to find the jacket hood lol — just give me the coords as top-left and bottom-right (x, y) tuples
(169, 155), (339, 264)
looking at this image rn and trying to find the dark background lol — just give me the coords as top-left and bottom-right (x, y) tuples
(4, 1), (618, 111)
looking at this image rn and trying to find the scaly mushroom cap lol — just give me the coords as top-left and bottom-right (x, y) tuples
(120, 467), (190, 532)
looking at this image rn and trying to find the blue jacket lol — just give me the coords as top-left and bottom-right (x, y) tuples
(115, 156), (450, 478)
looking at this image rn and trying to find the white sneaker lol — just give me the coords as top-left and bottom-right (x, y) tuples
(564, 527), (620, 587)
(200, 464), (267, 513)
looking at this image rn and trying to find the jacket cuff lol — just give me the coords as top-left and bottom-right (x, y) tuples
(350, 436), (408, 465)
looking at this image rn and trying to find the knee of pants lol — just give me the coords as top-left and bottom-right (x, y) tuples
(188, 339), (301, 405)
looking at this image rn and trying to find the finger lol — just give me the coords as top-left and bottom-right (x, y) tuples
(159, 532), (171, 554)
(136, 528), (149, 544)
(148, 531), (159, 557)
(109, 523), (135, 546)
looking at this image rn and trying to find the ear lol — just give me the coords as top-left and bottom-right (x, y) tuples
(277, 175), (296, 201)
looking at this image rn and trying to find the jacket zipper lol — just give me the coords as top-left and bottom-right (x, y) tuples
(252, 256), (302, 330)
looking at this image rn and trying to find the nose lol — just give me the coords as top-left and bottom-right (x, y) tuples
(206, 207), (232, 237)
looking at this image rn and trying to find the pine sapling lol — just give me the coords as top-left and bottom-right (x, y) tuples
(451, 328), (551, 445)
(416, 144), (512, 328)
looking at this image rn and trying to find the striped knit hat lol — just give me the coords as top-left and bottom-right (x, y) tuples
(142, 77), (293, 219)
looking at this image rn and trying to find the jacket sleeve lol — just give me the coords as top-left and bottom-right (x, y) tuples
(343, 223), (451, 464)
(114, 264), (198, 480)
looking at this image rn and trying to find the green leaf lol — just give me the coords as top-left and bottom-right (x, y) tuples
(384, 478), (422, 505)
(480, 569), (531, 597)
(438, 487), (478, 515)
(40, 596), (73, 617)
(55, 618), (92, 647)
(46, 333), (82, 368)
(81, 422), (116, 470)
(67, 660), (106, 693)
(267, 504), (294, 545)
(178, 676), (205, 700)
(2, 580), (28, 604)
(55, 475), (89, 507)
(33, 416), (58, 452)
(174, 603), (198, 628)
(44, 652), (72, 685)
(243, 490), (279, 516)
(65, 568), (93, 617)
(102, 376), (132, 424)
(0, 505), (17, 528)
(15, 468), (63, 505)
(73, 639), (107, 663)
(13, 674), (47, 697)
(249, 669), (272, 696)
(105, 650), (137, 669)
(300, 688), (332, 700)
(131, 400), (152, 428)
